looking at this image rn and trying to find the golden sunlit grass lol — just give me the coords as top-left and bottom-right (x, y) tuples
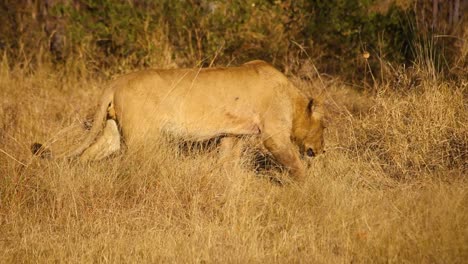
(0, 61), (466, 263)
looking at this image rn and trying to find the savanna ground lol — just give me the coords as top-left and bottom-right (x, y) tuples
(0, 54), (466, 263)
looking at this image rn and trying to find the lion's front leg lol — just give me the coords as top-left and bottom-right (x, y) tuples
(262, 134), (305, 181)
(219, 137), (242, 159)
(80, 119), (121, 161)
(219, 136), (244, 171)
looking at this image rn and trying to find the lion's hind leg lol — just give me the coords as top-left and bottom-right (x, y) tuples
(80, 119), (121, 161)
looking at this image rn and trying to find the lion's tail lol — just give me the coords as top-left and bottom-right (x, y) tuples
(32, 87), (115, 160)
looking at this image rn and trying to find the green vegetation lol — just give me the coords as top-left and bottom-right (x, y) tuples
(1, 0), (465, 80)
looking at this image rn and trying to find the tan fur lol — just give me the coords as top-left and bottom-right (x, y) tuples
(41, 60), (325, 180)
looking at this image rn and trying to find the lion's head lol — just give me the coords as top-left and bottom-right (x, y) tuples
(293, 98), (326, 159)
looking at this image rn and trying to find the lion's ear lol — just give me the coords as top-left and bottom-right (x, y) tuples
(307, 98), (314, 115)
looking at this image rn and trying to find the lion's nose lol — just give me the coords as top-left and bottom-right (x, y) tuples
(306, 148), (315, 157)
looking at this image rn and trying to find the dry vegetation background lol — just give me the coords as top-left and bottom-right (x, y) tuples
(1, 0), (467, 263)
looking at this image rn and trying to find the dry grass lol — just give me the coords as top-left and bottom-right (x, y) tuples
(0, 61), (467, 263)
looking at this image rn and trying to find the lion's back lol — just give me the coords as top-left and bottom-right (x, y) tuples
(111, 61), (296, 141)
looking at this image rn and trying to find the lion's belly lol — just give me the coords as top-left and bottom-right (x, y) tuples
(119, 111), (261, 144)
(163, 106), (262, 141)
(115, 92), (262, 144)
(170, 93), (263, 140)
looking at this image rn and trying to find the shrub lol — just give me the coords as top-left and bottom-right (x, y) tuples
(0, 0), (464, 82)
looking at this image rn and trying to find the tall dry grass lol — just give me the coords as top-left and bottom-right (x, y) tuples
(0, 58), (467, 263)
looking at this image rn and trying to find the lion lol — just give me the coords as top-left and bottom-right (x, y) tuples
(32, 60), (325, 180)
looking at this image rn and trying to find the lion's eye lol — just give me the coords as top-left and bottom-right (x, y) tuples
(306, 148), (315, 157)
